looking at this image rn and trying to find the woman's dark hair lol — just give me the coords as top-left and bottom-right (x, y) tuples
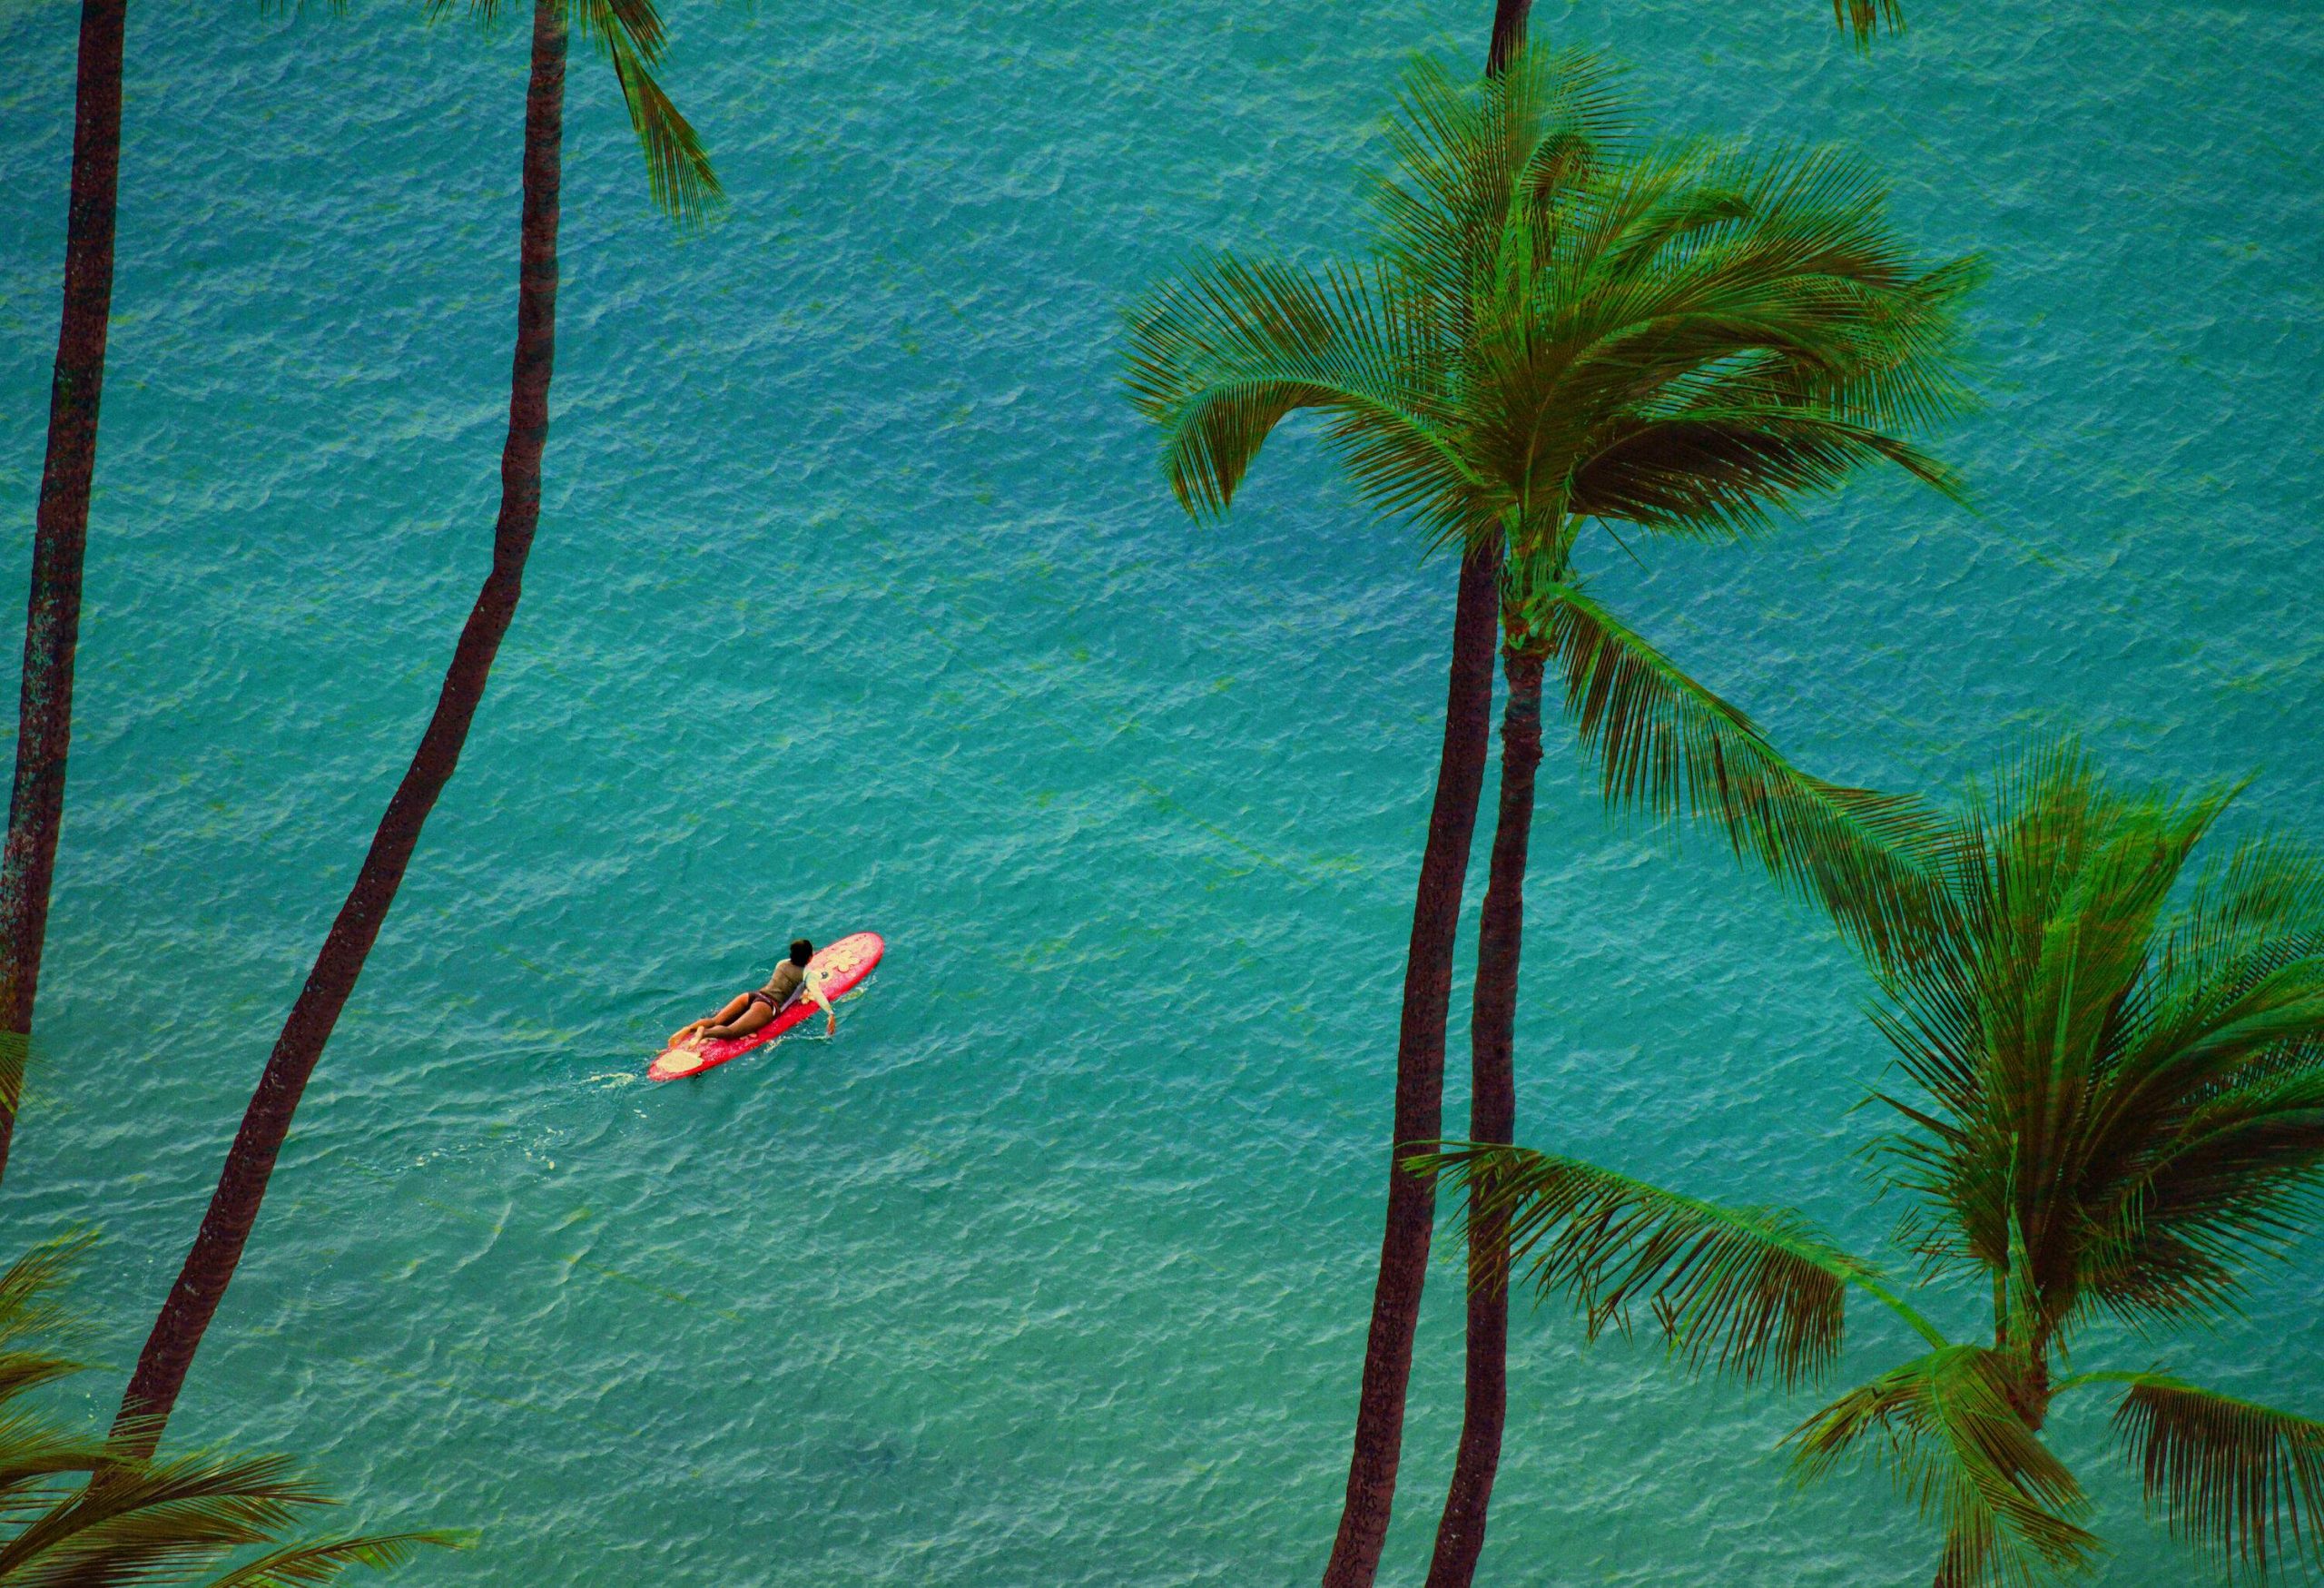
(790, 939), (814, 965)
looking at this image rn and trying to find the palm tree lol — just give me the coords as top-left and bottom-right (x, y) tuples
(1126, 37), (1972, 1584)
(1143, 3), (1924, 1581)
(1140, 4), (1929, 1581)
(1418, 739), (2324, 1587)
(110, 0), (718, 1454)
(0, 0), (130, 1186)
(0, 1233), (461, 1583)
(1393, 65), (1975, 1588)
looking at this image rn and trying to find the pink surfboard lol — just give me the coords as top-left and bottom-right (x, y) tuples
(649, 932), (884, 1082)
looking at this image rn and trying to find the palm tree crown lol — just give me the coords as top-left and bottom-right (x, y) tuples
(1128, 49), (1976, 541)
(1130, 45), (1981, 1588)
(1876, 746), (2324, 1354)
(1422, 739), (2324, 1587)
(1127, 44), (1977, 962)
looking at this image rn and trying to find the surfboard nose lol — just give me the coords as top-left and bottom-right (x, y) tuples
(650, 1048), (707, 1081)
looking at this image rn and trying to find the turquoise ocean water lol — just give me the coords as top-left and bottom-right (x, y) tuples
(2, 0), (2320, 1581)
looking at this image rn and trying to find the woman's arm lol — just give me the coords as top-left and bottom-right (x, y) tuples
(806, 970), (837, 1034)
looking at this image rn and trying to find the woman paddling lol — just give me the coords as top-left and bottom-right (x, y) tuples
(668, 938), (838, 1046)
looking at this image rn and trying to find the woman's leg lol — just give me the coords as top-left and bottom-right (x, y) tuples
(711, 1000), (775, 1041)
(673, 993), (752, 1046)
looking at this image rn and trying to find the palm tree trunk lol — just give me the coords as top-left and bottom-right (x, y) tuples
(109, 0), (566, 1452)
(0, 0), (129, 1187)
(1320, 8), (1529, 1583)
(1321, 539), (1502, 1588)
(1487, 0), (1529, 73)
(1424, 645), (1544, 1588)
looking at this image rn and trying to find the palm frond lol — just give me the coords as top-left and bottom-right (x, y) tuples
(1409, 1144), (1939, 1386)
(1787, 1344), (2098, 1588)
(427, 0), (721, 223)
(567, 0), (723, 227)
(1515, 574), (1945, 967)
(1125, 36), (1976, 604)
(200, 1528), (475, 1587)
(2103, 1374), (2324, 1579)
(0, 1352), (90, 1415)
(602, 33), (723, 226)
(2163, 835), (2324, 982)
(0, 1030), (23, 1146)
(1122, 253), (1478, 540)
(2119, 833), (2324, 1104)
(0, 1236), (113, 1531)
(0, 1231), (97, 1360)
(1571, 405), (1963, 543)
(2073, 1049), (2324, 1333)
(1836, 0), (1907, 44)
(1871, 738), (2324, 1338)
(1531, 141), (1981, 449)
(0, 1415), (117, 1522)
(2072, 836), (2324, 1328)
(568, 0), (667, 59)
(0, 1230), (103, 1514)
(0, 1452), (329, 1581)
(1367, 45), (1632, 330)
(0, 1236), (452, 1583)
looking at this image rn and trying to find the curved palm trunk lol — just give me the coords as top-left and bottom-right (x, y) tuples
(1320, 11), (1531, 1585)
(110, 0), (566, 1451)
(1424, 646), (1543, 1588)
(0, 0), (129, 1186)
(1322, 541), (1502, 1588)
(1486, 0), (1529, 72)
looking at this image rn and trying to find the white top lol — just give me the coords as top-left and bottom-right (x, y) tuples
(795, 963), (837, 1017)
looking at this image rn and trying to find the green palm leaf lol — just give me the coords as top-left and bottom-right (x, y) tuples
(0, 1234), (95, 1366)
(1409, 1144), (1940, 1386)
(1126, 43), (1979, 653)
(593, 15), (723, 226)
(199, 1529), (474, 1587)
(1509, 142), (1981, 472)
(0, 1453), (326, 1582)
(0, 1035), (21, 1165)
(1367, 45), (1632, 331)
(0, 1237), (118, 1529)
(1787, 1344), (2097, 1588)
(1836, 0), (1907, 43)
(1122, 253), (1476, 538)
(434, 0), (723, 225)
(1571, 405), (1962, 542)
(0, 1350), (87, 1419)
(1872, 742), (2324, 1337)
(0, 1460), (313, 1581)
(0, 1236), (452, 1584)
(0, 1440), (458, 1585)
(2099, 1374), (2324, 1579)
(1513, 574), (1945, 966)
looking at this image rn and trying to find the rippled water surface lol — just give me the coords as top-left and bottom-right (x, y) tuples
(2, 0), (2320, 1581)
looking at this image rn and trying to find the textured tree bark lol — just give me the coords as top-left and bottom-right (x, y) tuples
(110, 0), (566, 1451)
(1320, 540), (1502, 1588)
(1320, 9), (1531, 1583)
(1423, 646), (1544, 1588)
(1487, 0), (1530, 73)
(0, 0), (129, 1186)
